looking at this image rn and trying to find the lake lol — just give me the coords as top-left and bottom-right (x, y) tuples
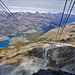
(8, 35), (15, 40)
(0, 33), (29, 48)
(0, 40), (10, 47)
(0, 35), (15, 48)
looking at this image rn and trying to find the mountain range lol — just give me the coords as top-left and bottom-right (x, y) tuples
(0, 12), (75, 35)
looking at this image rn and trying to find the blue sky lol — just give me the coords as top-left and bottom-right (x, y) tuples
(1, 0), (75, 14)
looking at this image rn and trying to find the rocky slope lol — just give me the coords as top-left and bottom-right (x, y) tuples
(41, 22), (75, 46)
(0, 42), (75, 75)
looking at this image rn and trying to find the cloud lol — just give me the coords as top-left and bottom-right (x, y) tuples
(9, 7), (52, 13)
(1, 0), (75, 14)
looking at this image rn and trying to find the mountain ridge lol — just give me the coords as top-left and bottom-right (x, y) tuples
(0, 12), (75, 35)
(41, 22), (75, 46)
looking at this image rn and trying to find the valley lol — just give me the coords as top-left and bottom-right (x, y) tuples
(0, 12), (75, 75)
(0, 21), (75, 75)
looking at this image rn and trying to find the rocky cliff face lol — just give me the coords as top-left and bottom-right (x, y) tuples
(25, 43), (75, 74)
(0, 42), (75, 75)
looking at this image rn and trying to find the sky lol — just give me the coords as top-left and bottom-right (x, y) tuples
(0, 0), (75, 14)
